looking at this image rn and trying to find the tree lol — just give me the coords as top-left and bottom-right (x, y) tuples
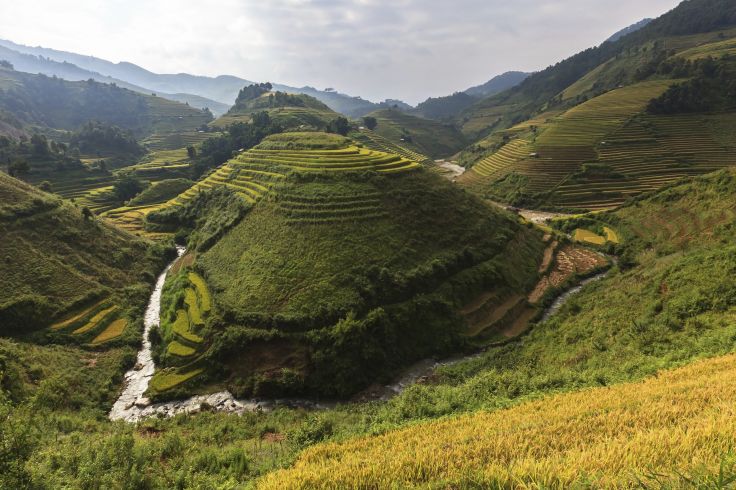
(38, 181), (52, 193)
(187, 145), (197, 159)
(8, 160), (29, 177)
(82, 207), (93, 220)
(328, 117), (350, 136)
(363, 116), (378, 130)
(0, 60), (12, 70)
(113, 176), (144, 202)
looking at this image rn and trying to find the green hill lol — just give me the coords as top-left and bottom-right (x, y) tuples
(144, 132), (544, 399)
(0, 171), (168, 334)
(0, 65), (211, 136)
(361, 109), (467, 159)
(212, 86), (339, 130)
(458, 0), (736, 211)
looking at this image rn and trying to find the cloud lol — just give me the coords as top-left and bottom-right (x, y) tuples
(0, 0), (681, 104)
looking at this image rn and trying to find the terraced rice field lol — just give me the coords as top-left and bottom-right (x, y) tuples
(142, 131), (214, 152)
(572, 228), (607, 245)
(91, 318), (128, 344)
(50, 298), (110, 331)
(149, 368), (204, 392)
(163, 146), (419, 211)
(528, 246), (608, 304)
(25, 171), (119, 213)
(277, 189), (387, 224)
(73, 306), (118, 335)
(352, 130), (434, 165)
(103, 204), (167, 238)
(458, 80), (736, 211)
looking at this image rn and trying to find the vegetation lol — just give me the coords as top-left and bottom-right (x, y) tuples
(69, 121), (144, 156)
(0, 171), (171, 333)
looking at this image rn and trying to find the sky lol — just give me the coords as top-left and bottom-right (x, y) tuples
(0, 0), (682, 104)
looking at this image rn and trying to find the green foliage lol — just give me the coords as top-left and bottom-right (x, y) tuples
(112, 175), (145, 202)
(69, 121), (144, 156)
(648, 57), (736, 113)
(128, 178), (194, 206)
(327, 116), (350, 136)
(366, 109), (467, 158)
(362, 116), (377, 130)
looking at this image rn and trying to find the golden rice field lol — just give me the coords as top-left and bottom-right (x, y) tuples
(91, 318), (128, 344)
(149, 368), (204, 393)
(71, 306), (118, 335)
(259, 354), (736, 489)
(573, 228), (608, 245)
(166, 340), (196, 358)
(171, 309), (203, 345)
(50, 298), (109, 330)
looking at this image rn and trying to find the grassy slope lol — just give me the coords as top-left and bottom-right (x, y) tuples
(152, 133), (543, 397)
(255, 169), (736, 486)
(0, 66), (210, 136)
(367, 108), (467, 158)
(0, 171), (164, 330)
(260, 354), (736, 488)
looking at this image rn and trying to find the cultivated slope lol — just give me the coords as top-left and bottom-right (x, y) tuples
(0, 171), (165, 333)
(147, 132), (544, 399)
(258, 168), (736, 489)
(212, 92), (338, 130)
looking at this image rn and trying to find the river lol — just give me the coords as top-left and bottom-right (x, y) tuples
(110, 250), (612, 422)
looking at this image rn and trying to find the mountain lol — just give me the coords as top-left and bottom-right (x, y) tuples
(140, 131), (544, 399)
(457, 0), (736, 139)
(465, 71), (532, 98)
(212, 89), (339, 129)
(0, 43), (230, 115)
(457, 0), (736, 210)
(0, 39), (397, 118)
(0, 64), (212, 136)
(0, 171), (168, 333)
(605, 18), (653, 43)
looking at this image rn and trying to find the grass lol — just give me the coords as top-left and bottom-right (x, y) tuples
(259, 354), (736, 489)
(0, 171), (167, 333)
(91, 318), (128, 344)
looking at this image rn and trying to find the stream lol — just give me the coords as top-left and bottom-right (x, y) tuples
(110, 250), (612, 422)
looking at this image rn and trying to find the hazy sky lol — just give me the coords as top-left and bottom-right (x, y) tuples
(0, 0), (681, 104)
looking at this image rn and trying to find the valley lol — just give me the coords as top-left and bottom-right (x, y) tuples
(3, 0), (736, 487)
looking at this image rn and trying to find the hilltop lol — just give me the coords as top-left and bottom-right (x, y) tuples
(0, 171), (168, 333)
(211, 86), (339, 130)
(142, 131), (544, 399)
(0, 64), (212, 137)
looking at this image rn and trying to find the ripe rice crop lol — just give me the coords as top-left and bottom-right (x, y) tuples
(50, 298), (109, 330)
(188, 272), (211, 312)
(573, 228), (607, 245)
(167, 340), (196, 357)
(259, 354), (736, 489)
(72, 306), (118, 335)
(149, 368), (204, 392)
(185, 288), (204, 326)
(91, 318), (127, 344)
(171, 309), (203, 344)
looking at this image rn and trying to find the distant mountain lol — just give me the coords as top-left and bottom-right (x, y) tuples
(605, 18), (653, 43)
(0, 65), (211, 136)
(0, 39), (397, 118)
(0, 44), (231, 115)
(465, 71), (532, 98)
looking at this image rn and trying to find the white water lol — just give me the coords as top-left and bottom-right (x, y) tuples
(111, 247), (612, 422)
(109, 246), (329, 422)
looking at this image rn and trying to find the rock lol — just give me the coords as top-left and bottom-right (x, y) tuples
(135, 397), (151, 408)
